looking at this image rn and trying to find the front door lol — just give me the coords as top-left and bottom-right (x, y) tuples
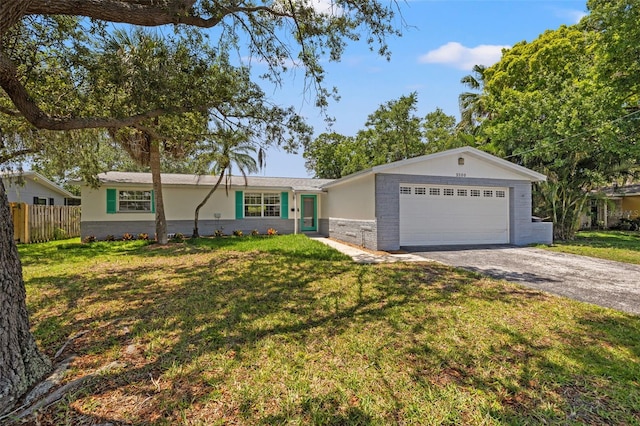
(301, 195), (317, 232)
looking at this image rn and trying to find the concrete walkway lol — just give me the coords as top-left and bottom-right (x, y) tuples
(311, 237), (425, 264)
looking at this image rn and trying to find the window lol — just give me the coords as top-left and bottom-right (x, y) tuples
(457, 189), (467, 197)
(244, 193), (280, 217)
(119, 190), (153, 212)
(49, 198), (55, 205)
(496, 190), (506, 198)
(415, 187), (426, 195)
(263, 194), (281, 217)
(429, 188), (440, 196)
(443, 188), (454, 196)
(470, 189), (481, 197)
(244, 193), (262, 217)
(483, 190), (493, 198)
(33, 197), (47, 205)
(400, 186), (411, 195)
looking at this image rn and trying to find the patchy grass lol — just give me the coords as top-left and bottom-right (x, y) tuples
(540, 230), (640, 264)
(14, 235), (640, 425)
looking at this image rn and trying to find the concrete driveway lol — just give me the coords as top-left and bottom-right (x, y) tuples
(411, 246), (640, 316)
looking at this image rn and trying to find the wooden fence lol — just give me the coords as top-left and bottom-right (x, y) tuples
(10, 203), (81, 243)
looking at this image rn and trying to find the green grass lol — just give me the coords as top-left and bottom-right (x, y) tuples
(17, 235), (640, 425)
(539, 230), (640, 264)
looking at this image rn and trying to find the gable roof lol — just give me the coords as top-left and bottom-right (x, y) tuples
(321, 146), (547, 188)
(94, 171), (333, 192)
(599, 183), (640, 197)
(1, 171), (77, 198)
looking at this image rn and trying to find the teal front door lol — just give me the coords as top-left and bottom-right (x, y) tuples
(300, 195), (317, 232)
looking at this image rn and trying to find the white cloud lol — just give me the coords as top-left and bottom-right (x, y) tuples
(418, 42), (510, 71)
(273, 0), (342, 16)
(308, 0), (342, 15)
(553, 7), (588, 24)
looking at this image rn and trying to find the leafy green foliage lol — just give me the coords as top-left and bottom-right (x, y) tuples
(302, 132), (355, 179)
(458, 64), (489, 134)
(304, 93), (464, 178)
(480, 26), (640, 239)
(586, 0), (640, 109)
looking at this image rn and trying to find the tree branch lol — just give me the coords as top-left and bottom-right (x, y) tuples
(22, 0), (292, 29)
(0, 105), (20, 116)
(0, 148), (38, 164)
(1, 51), (212, 131)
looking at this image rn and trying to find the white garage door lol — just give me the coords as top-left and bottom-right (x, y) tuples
(399, 184), (509, 246)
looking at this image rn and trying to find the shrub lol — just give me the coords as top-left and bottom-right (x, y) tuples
(233, 229), (244, 237)
(122, 233), (135, 241)
(53, 227), (67, 240)
(137, 233), (149, 241)
(105, 235), (116, 242)
(171, 232), (185, 242)
(267, 228), (278, 236)
(83, 235), (96, 243)
(251, 229), (260, 236)
(214, 229), (224, 238)
(612, 218), (640, 231)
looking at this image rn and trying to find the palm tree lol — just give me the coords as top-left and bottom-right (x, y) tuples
(458, 64), (488, 134)
(192, 131), (261, 238)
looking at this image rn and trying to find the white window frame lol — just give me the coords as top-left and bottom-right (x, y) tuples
(118, 190), (152, 212)
(244, 192), (281, 218)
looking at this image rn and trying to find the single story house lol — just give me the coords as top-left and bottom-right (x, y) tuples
(2, 171), (80, 206)
(80, 146), (553, 250)
(583, 183), (640, 229)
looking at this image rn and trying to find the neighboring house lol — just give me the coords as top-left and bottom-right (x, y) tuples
(2, 171), (80, 206)
(584, 184), (640, 229)
(80, 146), (553, 249)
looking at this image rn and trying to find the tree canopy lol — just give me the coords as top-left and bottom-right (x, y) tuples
(480, 24), (640, 239)
(0, 0), (403, 414)
(303, 93), (464, 178)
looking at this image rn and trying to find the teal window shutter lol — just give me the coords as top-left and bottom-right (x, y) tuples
(281, 192), (289, 219)
(106, 188), (117, 214)
(235, 191), (243, 219)
(151, 190), (156, 213)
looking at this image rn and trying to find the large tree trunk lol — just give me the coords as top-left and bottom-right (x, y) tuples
(149, 140), (168, 244)
(0, 179), (51, 415)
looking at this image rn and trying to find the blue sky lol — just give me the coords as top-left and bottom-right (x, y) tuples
(252, 0), (589, 178)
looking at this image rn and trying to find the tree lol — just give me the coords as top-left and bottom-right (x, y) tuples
(458, 64), (489, 134)
(585, 0), (640, 110)
(303, 132), (355, 179)
(360, 92), (424, 164)
(304, 94), (463, 178)
(422, 107), (462, 154)
(193, 131), (259, 238)
(0, 0), (401, 413)
(480, 25), (640, 239)
(0, 178), (52, 414)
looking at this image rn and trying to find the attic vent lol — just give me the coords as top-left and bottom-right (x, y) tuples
(458, 157), (465, 165)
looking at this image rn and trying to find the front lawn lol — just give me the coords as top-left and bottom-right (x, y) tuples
(14, 235), (640, 424)
(541, 230), (640, 264)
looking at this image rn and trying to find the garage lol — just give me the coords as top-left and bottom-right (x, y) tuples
(323, 146), (552, 251)
(399, 184), (509, 246)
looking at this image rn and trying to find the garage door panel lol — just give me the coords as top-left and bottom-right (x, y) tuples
(399, 184), (509, 246)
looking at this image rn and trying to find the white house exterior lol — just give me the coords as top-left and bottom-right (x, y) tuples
(80, 147), (553, 248)
(2, 171), (79, 206)
(81, 173), (332, 239)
